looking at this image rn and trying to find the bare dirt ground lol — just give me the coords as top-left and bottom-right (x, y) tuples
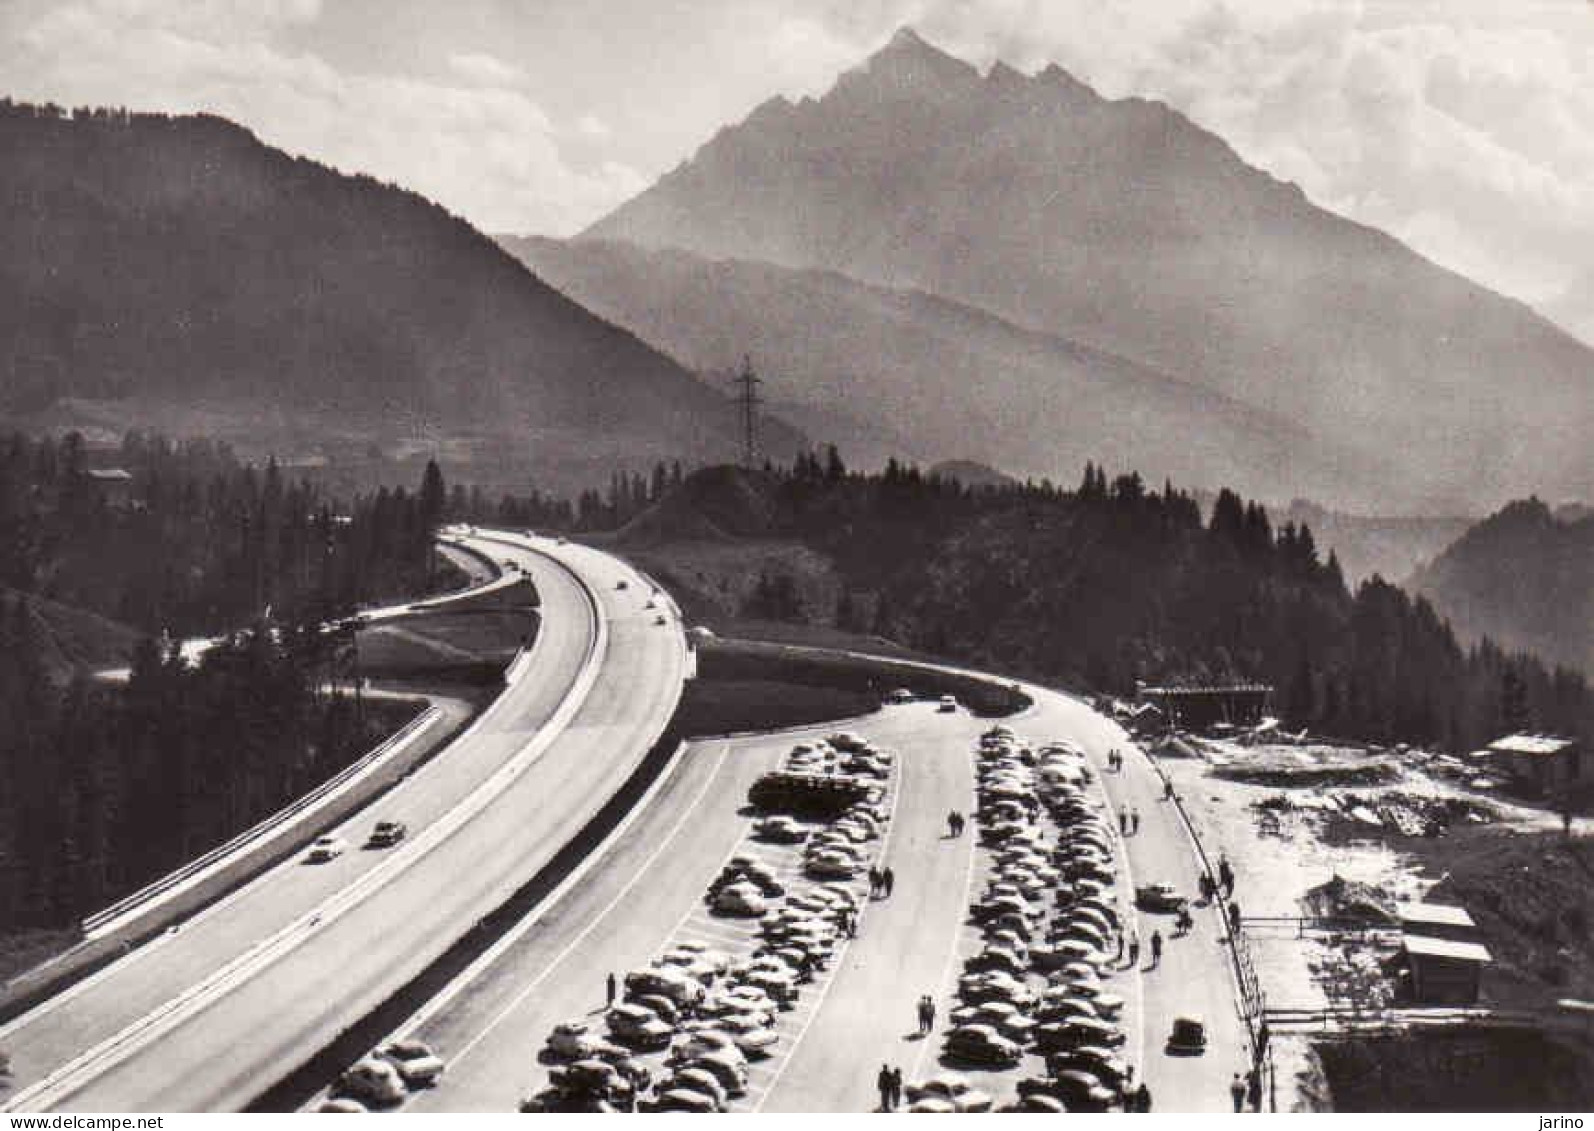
(1145, 733), (1581, 1111)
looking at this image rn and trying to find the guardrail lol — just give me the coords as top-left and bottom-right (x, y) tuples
(1, 704), (449, 1022)
(82, 705), (441, 938)
(1140, 753), (1272, 1103)
(4, 543), (612, 1112)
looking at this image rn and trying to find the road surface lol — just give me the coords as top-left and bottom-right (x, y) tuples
(386, 676), (1242, 1112)
(1, 535), (686, 1112)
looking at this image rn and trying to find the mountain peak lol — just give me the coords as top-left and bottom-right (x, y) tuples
(885, 25), (932, 53)
(856, 25), (979, 94)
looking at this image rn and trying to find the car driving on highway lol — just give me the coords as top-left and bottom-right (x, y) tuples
(367, 820), (406, 848)
(306, 835), (346, 863)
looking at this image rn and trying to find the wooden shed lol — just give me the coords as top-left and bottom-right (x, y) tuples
(1402, 934), (1491, 1005)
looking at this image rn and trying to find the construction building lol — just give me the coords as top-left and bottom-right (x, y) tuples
(1136, 682), (1272, 729)
(1483, 733), (1586, 797)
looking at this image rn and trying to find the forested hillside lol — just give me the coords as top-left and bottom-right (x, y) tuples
(0, 616), (408, 931)
(0, 431), (445, 640)
(0, 100), (797, 495)
(1410, 499), (1593, 675)
(586, 459), (1591, 753)
(0, 432), (454, 935)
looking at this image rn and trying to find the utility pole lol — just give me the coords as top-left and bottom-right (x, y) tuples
(730, 355), (761, 468)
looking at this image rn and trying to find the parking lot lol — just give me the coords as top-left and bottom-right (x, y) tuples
(316, 687), (1244, 1112)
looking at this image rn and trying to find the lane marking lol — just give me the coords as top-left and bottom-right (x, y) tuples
(751, 730), (907, 1112)
(908, 727), (982, 1083)
(4, 544), (613, 1113)
(435, 740), (734, 1070)
(0, 543), (579, 1045)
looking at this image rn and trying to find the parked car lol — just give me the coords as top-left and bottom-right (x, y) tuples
(336, 1057), (406, 1106)
(625, 968), (707, 1009)
(682, 1049), (749, 1097)
(943, 1022), (1026, 1065)
(667, 1066), (729, 1109)
(710, 1013), (779, 1058)
(903, 1072), (994, 1112)
(367, 820), (407, 848)
(606, 1003), (673, 1050)
(547, 1020), (597, 1060)
(753, 815), (808, 843)
(317, 1098), (367, 1113)
(376, 1038), (444, 1086)
(712, 882), (770, 918)
(641, 1087), (718, 1113)
(1048, 1046), (1130, 1090)
(938, 695), (959, 713)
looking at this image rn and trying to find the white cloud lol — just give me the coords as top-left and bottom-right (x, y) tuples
(4, 0), (639, 235)
(447, 50), (524, 89)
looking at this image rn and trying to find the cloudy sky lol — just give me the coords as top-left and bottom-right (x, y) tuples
(3, 0), (1592, 322)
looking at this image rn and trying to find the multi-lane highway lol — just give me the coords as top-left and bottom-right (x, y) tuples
(2, 526), (1240, 1112)
(0, 534), (686, 1112)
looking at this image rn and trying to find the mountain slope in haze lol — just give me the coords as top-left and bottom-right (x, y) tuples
(1545, 270), (1594, 348)
(1281, 499), (1471, 586)
(583, 28), (1592, 513)
(1408, 499), (1593, 674)
(0, 102), (799, 491)
(506, 235), (1345, 500)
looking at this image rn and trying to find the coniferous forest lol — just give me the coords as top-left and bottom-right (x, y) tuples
(486, 453), (1591, 756)
(0, 432), (448, 934)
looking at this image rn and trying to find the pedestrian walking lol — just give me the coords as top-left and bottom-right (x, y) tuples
(948, 809), (959, 837)
(883, 867), (896, 897)
(1115, 928), (1125, 962)
(1127, 928), (1141, 968)
(1199, 872), (1215, 903)
(1119, 806), (1130, 834)
(889, 1065), (903, 1110)
(1229, 899), (1242, 934)
(1150, 929), (1163, 968)
(1163, 776), (1175, 800)
(1133, 1083), (1151, 1112)
(1230, 1072), (1246, 1112)
(1247, 1067), (1262, 1112)
(1218, 855), (1234, 896)
(1131, 807), (1141, 835)
(868, 865), (882, 898)
(606, 971), (617, 1005)
(878, 1064), (893, 1111)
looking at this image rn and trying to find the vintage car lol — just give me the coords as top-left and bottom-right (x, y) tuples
(1167, 1015), (1208, 1055)
(1135, 881), (1189, 912)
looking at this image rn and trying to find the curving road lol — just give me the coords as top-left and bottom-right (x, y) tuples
(0, 534), (687, 1112)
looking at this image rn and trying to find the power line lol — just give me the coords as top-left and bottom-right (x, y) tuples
(730, 354), (762, 468)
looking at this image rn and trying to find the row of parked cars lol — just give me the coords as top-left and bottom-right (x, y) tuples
(523, 735), (894, 1112)
(321, 1039), (446, 1110)
(918, 727), (1131, 1113)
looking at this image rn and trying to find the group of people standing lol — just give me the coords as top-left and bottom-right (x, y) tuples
(1229, 1067), (1264, 1111)
(875, 1064), (905, 1110)
(867, 865), (896, 899)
